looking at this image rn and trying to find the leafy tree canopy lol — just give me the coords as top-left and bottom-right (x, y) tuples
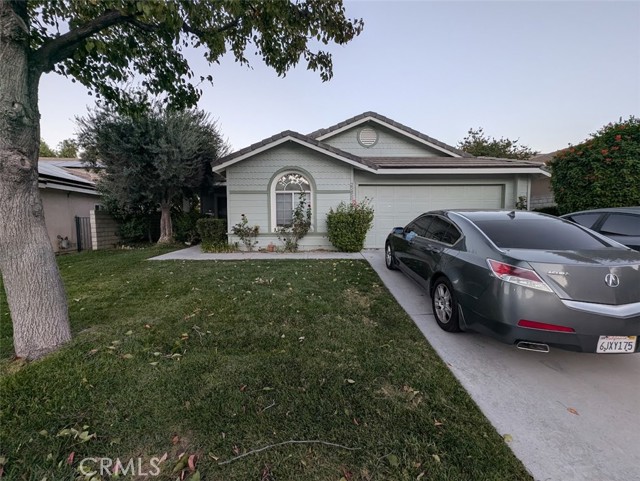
(38, 139), (57, 157)
(458, 127), (538, 160)
(77, 102), (228, 243)
(550, 117), (640, 214)
(56, 138), (79, 158)
(28, 0), (364, 111)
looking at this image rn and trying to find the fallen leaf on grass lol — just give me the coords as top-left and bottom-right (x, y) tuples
(121, 354), (134, 359)
(432, 454), (441, 463)
(386, 454), (399, 467)
(187, 454), (197, 472)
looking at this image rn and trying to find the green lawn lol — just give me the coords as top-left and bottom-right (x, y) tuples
(0, 248), (531, 481)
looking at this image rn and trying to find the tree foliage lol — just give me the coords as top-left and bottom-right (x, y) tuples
(458, 127), (538, 160)
(38, 139), (57, 157)
(78, 103), (228, 243)
(550, 117), (640, 214)
(56, 138), (78, 158)
(28, 0), (364, 111)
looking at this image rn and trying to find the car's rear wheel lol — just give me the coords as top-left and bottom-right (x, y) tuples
(431, 277), (461, 332)
(385, 242), (398, 270)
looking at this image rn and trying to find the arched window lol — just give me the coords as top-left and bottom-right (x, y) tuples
(273, 172), (311, 227)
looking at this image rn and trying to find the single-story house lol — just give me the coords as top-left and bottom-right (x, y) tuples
(210, 112), (550, 249)
(38, 158), (101, 252)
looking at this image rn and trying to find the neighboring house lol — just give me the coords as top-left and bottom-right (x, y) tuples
(528, 150), (565, 209)
(210, 112), (550, 249)
(38, 158), (101, 252)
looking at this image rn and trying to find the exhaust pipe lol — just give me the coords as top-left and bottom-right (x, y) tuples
(516, 341), (550, 353)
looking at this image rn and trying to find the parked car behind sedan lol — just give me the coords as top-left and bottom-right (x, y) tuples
(385, 210), (640, 353)
(561, 207), (640, 251)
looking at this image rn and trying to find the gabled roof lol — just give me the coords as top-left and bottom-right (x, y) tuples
(308, 111), (474, 158)
(211, 130), (378, 173)
(213, 112), (548, 176)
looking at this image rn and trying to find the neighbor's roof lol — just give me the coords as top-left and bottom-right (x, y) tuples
(38, 159), (98, 195)
(39, 157), (102, 183)
(529, 149), (569, 165)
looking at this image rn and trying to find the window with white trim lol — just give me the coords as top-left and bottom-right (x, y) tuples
(274, 173), (311, 227)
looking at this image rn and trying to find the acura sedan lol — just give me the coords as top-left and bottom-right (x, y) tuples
(385, 210), (640, 353)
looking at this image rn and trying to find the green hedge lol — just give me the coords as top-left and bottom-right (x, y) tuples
(196, 218), (227, 251)
(326, 199), (374, 252)
(550, 116), (640, 214)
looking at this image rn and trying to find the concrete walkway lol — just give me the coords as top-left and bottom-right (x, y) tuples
(149, 245), (365, 261)
(151, 246), (640, 481)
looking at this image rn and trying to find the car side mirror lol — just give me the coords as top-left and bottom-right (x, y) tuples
(392, 227), (404, 235)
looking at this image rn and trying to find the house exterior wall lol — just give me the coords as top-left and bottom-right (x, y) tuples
(39, 188), (100, 252)
(321, 123), (447, 158)
(530, 176), (555, 209)
(225, 142), (353, 249)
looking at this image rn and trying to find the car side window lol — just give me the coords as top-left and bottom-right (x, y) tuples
(599, 214), (640, 236)
(568, 213), (601, 228)
(405, 216), (432, 237)
(424, 217), (461, 245)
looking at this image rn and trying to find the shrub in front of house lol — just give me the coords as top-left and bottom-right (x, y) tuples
(196, 218), (228, 251)
(276, 194), (312, 252)
(550, 116), (640, 214)
(231, 214), (260, 251)
(326, 198), (375, 252)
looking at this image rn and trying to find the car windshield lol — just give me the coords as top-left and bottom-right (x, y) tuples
(474, 218), (611, 250)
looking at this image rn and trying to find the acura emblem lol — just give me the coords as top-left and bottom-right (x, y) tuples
(604, 273), (620, 288)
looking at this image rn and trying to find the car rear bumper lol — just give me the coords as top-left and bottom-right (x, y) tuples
(460, 282), (640, 353)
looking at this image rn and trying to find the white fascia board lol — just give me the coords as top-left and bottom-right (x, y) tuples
(315, 116), (462, 158)
(213, 136), (377, 173)
(377, 167), (546, 175)
(39, 182), (100, 196)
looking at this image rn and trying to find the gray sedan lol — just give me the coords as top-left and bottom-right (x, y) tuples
(385, 210), (640, 353)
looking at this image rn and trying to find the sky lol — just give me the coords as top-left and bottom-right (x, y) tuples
(39, 0), (640, 155)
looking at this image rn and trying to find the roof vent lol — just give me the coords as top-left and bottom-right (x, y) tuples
(358, 127), (378, 147)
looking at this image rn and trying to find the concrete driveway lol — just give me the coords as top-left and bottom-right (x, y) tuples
(362, 249), (640, 481)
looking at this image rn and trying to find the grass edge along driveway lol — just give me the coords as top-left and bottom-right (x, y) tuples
(0, 248), (531, 481)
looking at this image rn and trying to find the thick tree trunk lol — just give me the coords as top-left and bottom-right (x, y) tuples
(0, 2), (71, 359)
(157, 200), (173, 244)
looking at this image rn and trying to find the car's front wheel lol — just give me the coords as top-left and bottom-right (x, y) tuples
(385, 242), (398, 270)
(431, 277), (461, 332)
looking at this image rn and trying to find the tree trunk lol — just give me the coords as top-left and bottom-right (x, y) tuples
(0, 2), (71, 359)
(157, 200), (173, 244)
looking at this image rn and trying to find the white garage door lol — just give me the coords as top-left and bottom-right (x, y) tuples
(358, 184), (505, 248)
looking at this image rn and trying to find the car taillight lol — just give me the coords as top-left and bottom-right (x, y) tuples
(518, 319), (575, 333)
(487, 259), (552, 292)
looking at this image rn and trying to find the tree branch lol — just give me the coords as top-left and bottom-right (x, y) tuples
(32, 9), (132, 73)
(217, 440), (360, 466)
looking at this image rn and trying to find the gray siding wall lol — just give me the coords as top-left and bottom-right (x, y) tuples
(226, 142), (353, 250)
(321, 123), (448, 158)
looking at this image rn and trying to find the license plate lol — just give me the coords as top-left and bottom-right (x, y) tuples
(597, 336), (637, 353)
